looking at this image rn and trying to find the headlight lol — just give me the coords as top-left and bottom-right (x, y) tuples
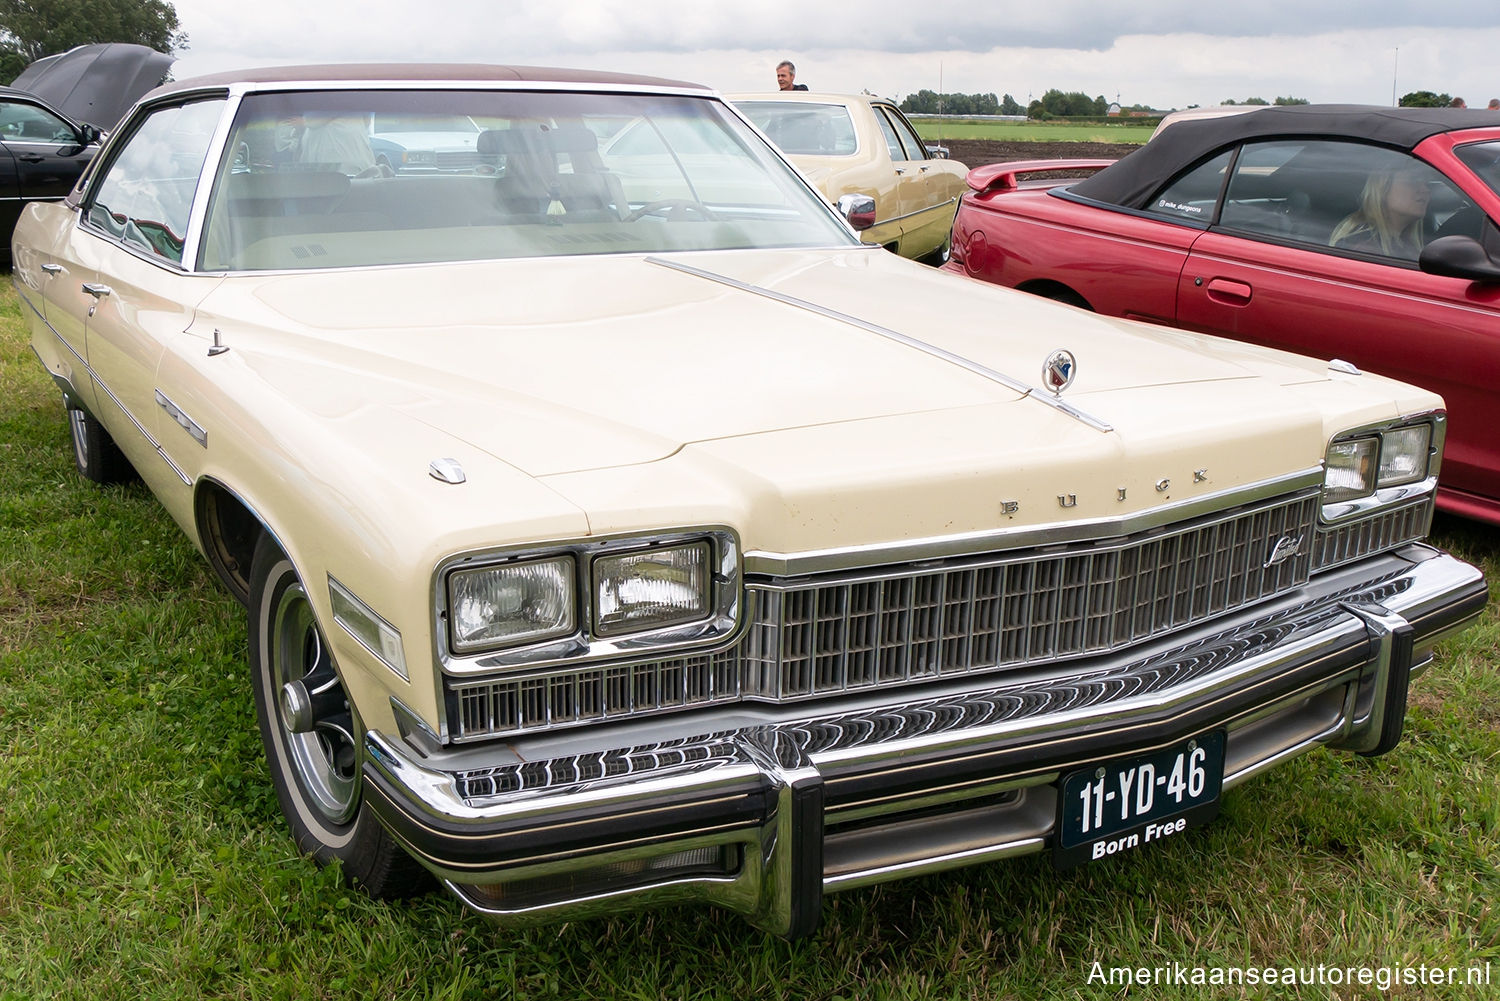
(1321, 418), (1437, 517)
(593, 542), (712, 636)
(1376, 424), (1431, 487)
(448, 556), (576, 653)
(438, 529), (742, 668)
(1323, 437), (1379, 503)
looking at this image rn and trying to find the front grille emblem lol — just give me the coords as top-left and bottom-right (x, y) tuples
(1043, 349), (1077, 395)
(1264, 534), (1305, 568)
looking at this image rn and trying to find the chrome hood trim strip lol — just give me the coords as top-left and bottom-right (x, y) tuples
(645, 256), (1114, 433)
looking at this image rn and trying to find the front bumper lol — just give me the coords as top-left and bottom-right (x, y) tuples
(363, 545), (1485, 937)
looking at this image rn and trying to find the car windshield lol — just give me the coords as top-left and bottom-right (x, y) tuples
(199, 89), (855, 271)
(734, 101), (858, 156)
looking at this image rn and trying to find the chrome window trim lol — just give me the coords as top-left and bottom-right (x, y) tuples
(743, 466), (1326, 577)
(77, 91), (232, 276)
(179, 90), (242, 271)
(1319, 411), (1445, 525)
(433, 527), (744, 678)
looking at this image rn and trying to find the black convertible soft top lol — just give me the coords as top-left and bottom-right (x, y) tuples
(1071, 104), (1500, 209)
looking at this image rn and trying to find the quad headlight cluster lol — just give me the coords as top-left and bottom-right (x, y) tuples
(443, 532), (738, 662)
(1322, 417), (1439, 517)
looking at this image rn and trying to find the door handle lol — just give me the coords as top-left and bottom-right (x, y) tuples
(1204, 277), (1253, 305)
(17, 153), (44, 163)
(41, 263), (63, 275)
(894, 167), (906, 175)
(81, 282), (112, 315)
(919, 164), (931, 172)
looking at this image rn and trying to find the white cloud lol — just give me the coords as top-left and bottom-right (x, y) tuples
(164, 1), (1500, 109)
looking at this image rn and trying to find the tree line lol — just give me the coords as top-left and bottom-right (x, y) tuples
(900, 88), (1321, 118)
(0, 0), (186, 83)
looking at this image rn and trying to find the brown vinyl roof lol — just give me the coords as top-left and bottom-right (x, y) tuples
(154, 63), (709, 97)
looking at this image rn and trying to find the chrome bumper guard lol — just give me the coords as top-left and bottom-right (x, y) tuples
(363, 545), (1485, 937)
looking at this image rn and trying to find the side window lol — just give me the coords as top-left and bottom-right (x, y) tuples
(1145, 150), (1233, 222)
(880, 106), (928, 161)
(0, 100), (76, 143)
(1220, 139), (1462, 262)
(873, 108), (907, 162)
(86, 98), (226, 264)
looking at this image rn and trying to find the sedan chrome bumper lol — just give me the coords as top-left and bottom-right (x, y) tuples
(362, 544), (1485, 937)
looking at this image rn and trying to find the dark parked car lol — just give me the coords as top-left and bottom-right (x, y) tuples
(1, 43), (172, 258)
(0, 86), (101, 257)
(945, 105), (1500, 525)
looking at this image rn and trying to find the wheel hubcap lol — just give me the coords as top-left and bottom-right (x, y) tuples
(270, 580), (358, 824)
(68, 407), (89, 471)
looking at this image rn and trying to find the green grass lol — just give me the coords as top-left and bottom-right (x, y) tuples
(911, 119), (1155, 144)
(2, 278), (1498, 999)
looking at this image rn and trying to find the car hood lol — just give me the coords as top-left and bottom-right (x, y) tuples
(195, 248), (1417, 504)
(10, 43), (173, 129)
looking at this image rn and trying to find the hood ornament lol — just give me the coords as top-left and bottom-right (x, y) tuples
(1043, 349), (1077, 395)
(428, 458), (467, 484)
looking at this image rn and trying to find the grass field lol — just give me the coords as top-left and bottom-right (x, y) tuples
(910, 118), (1156, 144)
(2, 278), (1498, 999)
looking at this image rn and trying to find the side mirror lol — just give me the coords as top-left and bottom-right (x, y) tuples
(925, 144), (950, 160)
(1419, 234), (1500, 282)
(835, 192), (877, 231)
(80, 124), (102, 145)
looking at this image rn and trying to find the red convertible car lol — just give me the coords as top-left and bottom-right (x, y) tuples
(945, 105), (1500, 525)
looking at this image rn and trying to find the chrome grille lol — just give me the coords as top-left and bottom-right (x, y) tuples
(436, 150), (481, 170)
(1313, 501), (1431, 571)
(450, 492), (1320, 740)
(745, 492), (1318, 698)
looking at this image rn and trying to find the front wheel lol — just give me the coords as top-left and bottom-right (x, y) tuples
(247, 534), (428, 896)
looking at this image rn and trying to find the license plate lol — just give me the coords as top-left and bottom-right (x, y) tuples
(1054, 730), (1226, 868)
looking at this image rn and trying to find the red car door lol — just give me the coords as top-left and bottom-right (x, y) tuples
(1175, 138), (1500, 514)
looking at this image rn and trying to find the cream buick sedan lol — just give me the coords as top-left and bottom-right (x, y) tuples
(14, 65), (1486, 938)
(730, 91), (967, 261)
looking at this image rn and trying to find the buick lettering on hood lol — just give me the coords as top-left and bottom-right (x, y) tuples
(13, 65), (1485, 937)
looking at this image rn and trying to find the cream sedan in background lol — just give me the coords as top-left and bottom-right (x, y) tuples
(14, 64), (1485, 939)
(731, 91), (967, 261)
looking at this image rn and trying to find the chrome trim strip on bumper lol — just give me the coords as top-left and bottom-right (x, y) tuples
(645, 256), (1114, 433)
(363, 546), (1484, 935)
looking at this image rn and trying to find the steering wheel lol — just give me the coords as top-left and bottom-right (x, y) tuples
(626, 198), (716, 222)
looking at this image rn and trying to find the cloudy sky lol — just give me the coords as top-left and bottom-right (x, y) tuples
(166, 1), (1500, 109)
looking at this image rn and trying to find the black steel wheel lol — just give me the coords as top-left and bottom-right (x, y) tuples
(247, 533), (428, 896)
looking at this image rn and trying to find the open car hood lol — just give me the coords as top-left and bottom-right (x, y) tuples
(10, 43), (173, 130)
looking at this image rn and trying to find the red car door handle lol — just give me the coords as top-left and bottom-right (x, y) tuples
(1204, 278), (1253, 305)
